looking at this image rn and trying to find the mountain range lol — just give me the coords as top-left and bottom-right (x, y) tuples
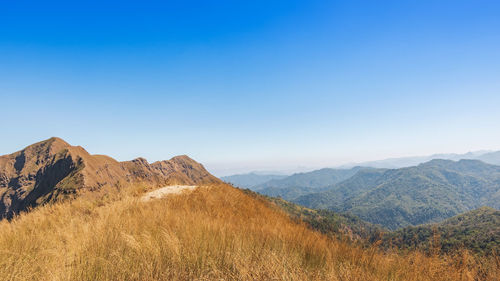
(295, 159), (500, 229)
(223, 150), (500, 190)
(221, 173), (287, 189)
(252, 167), (365, 200)
(0, 137), (220, 219)
(339, 150), (500, 169)
(222, 166), (364, 197)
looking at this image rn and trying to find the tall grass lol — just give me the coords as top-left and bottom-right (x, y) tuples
(0, 184), (498, 280)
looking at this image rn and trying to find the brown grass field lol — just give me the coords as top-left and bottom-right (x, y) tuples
(0, 184), (498, 281)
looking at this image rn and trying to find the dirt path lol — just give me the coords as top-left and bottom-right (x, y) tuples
(140, 185), (197, 201)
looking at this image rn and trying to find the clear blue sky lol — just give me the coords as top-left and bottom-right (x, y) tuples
(1, 0), (499, 175)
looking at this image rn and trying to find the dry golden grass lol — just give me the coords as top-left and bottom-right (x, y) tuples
(0, 184), (498, 281)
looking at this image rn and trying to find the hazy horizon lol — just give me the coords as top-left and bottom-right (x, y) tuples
(1, 136), (498, 176)
(1, 1), (499, 176)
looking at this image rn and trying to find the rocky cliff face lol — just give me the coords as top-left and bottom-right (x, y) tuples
(0, 137), (220, 218)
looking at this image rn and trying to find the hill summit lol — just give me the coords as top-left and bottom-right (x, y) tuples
(0, 137), (220, 218)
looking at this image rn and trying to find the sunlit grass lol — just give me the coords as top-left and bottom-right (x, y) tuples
(0, 184), (498, 280)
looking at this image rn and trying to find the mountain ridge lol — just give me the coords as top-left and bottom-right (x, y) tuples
(221, 173), (287, 189)
(0, 137), (220, 218)
(251, 166), (365, 199)
(295, 159), (500, 229)
(338, 150), (500, 169)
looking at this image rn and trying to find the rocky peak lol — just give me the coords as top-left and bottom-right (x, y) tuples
(0, 137), (221, 219)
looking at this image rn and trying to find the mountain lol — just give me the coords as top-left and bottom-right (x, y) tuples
(221, 150), (500, 193)
(0, 137), (220, 218)
(221, 173), (287, 189)
(254, 167), (364, 200)
(340, 151), (494, 169)
(476, 151), (500, 166)
(296, 168), (388, 209)
(257, 185), (324, 201)
(384, 207), (500, 254)
(295, 159), (500, 230)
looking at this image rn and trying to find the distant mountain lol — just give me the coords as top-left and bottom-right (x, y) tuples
(296, 168), (388, 208)
(295, 159), (500, 230)
(476, 151), (500, 166)
(340, 151), (494, 169)
(255, 167), (365, 200)
(384, 207), (500, 254)
(221, 173), (286, 189)
(0, 137), (220, 219)
(256, 186), (323, 201)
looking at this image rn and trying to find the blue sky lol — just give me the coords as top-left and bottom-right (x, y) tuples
(1, 0), (499, 175)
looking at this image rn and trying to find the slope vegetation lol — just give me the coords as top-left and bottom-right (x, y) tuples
(384, 207), (500, 255)
(0, 183), (498, 280)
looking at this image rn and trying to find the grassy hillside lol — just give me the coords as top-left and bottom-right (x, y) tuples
(384, 207), (500, 255)
(295, 160), (500, 229)
(1, 183), (498, 280)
